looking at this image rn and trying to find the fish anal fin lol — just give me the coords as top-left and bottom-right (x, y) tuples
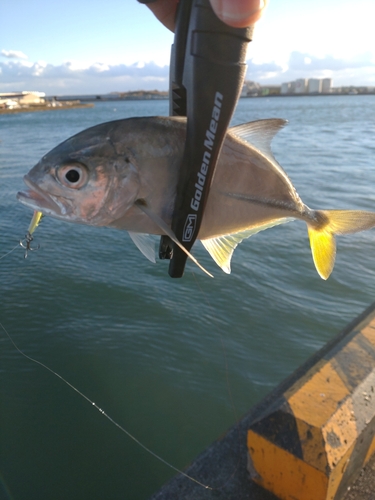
(202, 218), (293, 273)
(201, 236), (239, 274)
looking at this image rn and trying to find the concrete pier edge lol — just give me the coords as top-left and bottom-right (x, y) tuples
(150, 300), (375, 500)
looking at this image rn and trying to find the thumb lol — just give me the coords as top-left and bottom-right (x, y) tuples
(210, 0), (267, 28)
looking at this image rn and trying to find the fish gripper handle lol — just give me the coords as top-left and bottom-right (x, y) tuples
(163, 0), (253, 277)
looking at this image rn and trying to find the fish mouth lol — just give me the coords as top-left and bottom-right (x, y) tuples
(17, 176), (68, 217)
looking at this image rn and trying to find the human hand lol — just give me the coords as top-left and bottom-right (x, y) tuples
(139, 0), (267, 32)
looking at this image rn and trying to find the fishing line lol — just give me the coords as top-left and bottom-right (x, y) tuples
(0, 244), (19, 261)
(1, 211), (43, 261)
(1, 222), (238, 491)
(191, 270), (244, 489)
(0, 320), (212, 491)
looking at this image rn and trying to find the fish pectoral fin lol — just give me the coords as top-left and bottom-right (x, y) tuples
(202, 218), (293, 273)
(128, 232), (156, 263)
(134, 199), (213, 278)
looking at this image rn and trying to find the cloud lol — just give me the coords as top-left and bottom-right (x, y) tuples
(245, 59), (285, 81)
(288, 51), (374, 72)
(0, 59), (169, 94)
(1, 49), (28, 59)
(246, 51), (375, 86)
(0, 51), (374, 95)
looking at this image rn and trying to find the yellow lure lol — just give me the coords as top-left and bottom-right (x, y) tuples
(20, 210), (43, 258)
(27, 210), (43, 236)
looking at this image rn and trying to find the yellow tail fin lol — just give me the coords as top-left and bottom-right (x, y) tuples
(308, 210), (375, 280)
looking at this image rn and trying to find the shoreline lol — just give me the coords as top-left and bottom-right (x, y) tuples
(54, 92), (374, 102)
(0, 103), (94, 115)
(1, 93), (372, 116)
(245, 92), (375, 98)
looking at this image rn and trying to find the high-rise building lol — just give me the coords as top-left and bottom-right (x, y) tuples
(322, 78), (333, 93)
(281, 82), (291, 94)
(308, 78), (322, 94)
(295, 79), (308, 93)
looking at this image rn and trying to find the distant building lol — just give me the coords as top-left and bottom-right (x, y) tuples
(240, 80), (374, 98)
(0, 91), (45, 108)
(241, 80), (261, 97)
(280, 79), (308, 94)
(0, 98), (19, 109)
(308, 78), (322, 94)
(280, 82), (291, 95)
(260, 85), (280, 96)
(295, 78), (308, 94)
(19, 92), (45, 105)
(322, 78), (333, 93)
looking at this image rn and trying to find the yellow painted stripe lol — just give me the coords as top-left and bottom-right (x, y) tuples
(364, 433), (375, 465)
(322, 397), (357, 470)
(285, 360), (350, 429)
(248, 430), (328, 500)
(247, 306), (375, 500)
(326, 441), (355, 500)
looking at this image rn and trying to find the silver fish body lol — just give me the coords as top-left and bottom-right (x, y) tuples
(17, 116), (375, 278)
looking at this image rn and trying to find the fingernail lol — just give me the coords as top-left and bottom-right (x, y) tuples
(211, 0), (265, 26)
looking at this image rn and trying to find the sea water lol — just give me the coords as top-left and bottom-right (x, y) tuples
(1, 96), (375, 499)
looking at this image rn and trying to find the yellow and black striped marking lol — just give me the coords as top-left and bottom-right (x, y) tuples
(247, 307), (375, 500)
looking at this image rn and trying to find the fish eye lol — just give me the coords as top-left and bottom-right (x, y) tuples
(66, 169), (80, 183)
(57, 163), (88, 189)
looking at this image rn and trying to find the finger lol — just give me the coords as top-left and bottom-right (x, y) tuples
(209, 0), (267, 28)
(139, 0), (179, 32)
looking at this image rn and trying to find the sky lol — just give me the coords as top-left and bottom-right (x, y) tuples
(1, 0), (374, 95)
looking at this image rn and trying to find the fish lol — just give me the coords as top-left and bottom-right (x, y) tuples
(17, 116), (375, 279)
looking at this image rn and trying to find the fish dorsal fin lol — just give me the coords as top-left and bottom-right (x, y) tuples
(128, 232), (156, 263)
(230, 119), (287, 164)
(202, 217), (293, 273)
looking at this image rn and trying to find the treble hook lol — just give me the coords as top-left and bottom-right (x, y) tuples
(20, 232), (40, 258)
(20, 210), (43, 258)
